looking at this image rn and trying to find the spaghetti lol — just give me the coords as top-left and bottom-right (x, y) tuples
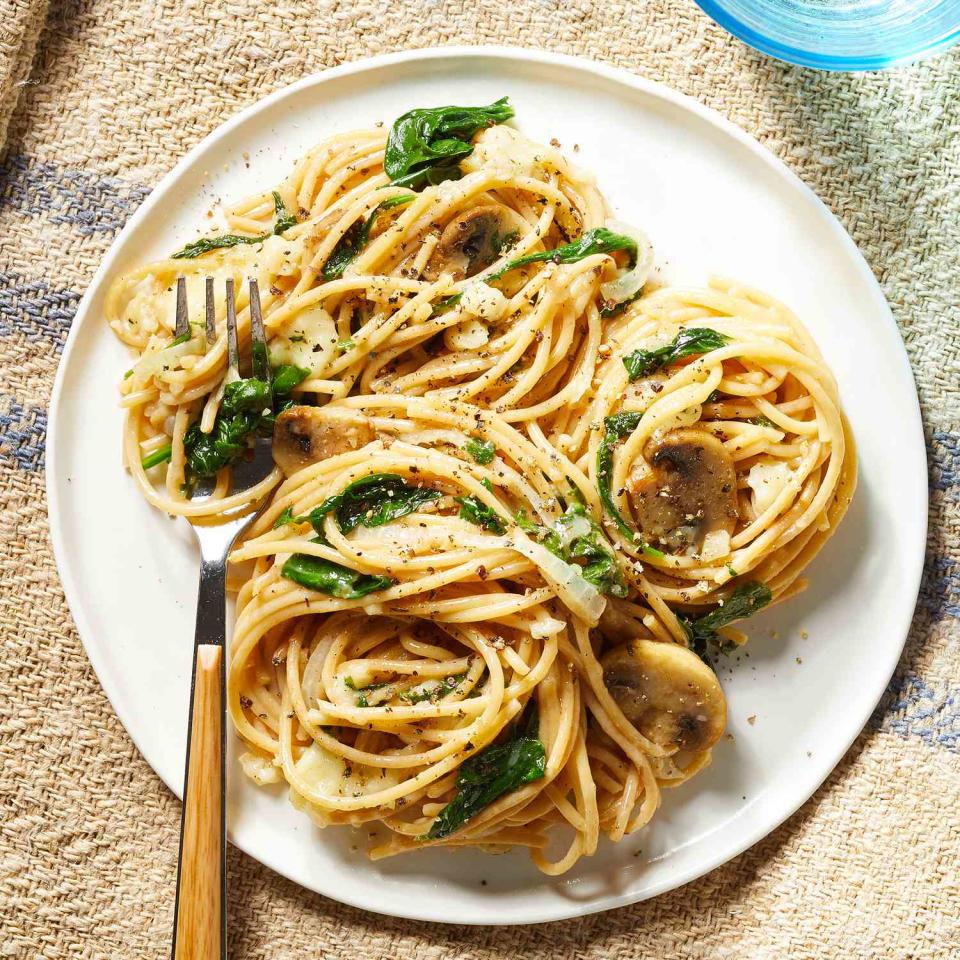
(228, 396), (720, 873)
(105, 102), (635, 518)
(105, 98), (854, 874)
(565, 279), (856, 649)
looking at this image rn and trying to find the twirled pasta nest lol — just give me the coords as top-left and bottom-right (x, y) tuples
(228, 397), (723, 873)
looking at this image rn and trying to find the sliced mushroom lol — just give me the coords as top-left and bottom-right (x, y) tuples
(601, 639), (726, 752)
(627, 427), (738, 552)
(273, 406), (374, 476)
(423, 204), (510, 282)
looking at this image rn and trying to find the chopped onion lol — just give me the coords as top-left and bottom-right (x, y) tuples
(294, 742), (349, 794)
(270, 303), (336, 373)
(747, 458), (794, 516)
(510, 535), (606, 625)
(700, 530), (731, 562)
(239, 750), (282, 785)
(530, 616), (567, 639)
(128, 336), (202, 391)
(462, 125), (551, 180)
(294, 742), (402, 797)
(649, 754), (687, 781)
(554, 513), (592, 550)
(600, 219), (654, 304)
(443, 317), (490, 352)
(460, 280), (508, 321)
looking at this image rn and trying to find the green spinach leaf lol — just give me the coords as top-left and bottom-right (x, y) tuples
(594, 413), (665, 559)
(596, 412), (642, 540)
(514, 507), (562, 555)
(622, 327), (731, 381)
(426, 703), (545, 839)
(271, 191), (297, 235)
(310, 473), (441, 534)
(465, 437), (496, 465)
(430, 293), (463, 316)
(682, 582), (772, 659)
(172, 233), (268, 260)
(273, 506), (301, 529)
(271, 364), (310, 396)
(188, 361), (310, 478)
(281, 553), (394, 599)
(172, 191), (297, 259)
(400, 673), (466, 705)
(385, 98), (514, 190)
(344, 676), (391, 708)
(322, 195), (414, 281)
(183, 414), (255, 477)
(516, 503), (627, 597)
(553, 503), (628, 598)
(488, 226), (637, 282)
(221, 377), (271, 417)
(183, 376), (271, 478)
(456, 495), (506, 535)
(429, 219), (626, 315)
(141, 444), (172, 470)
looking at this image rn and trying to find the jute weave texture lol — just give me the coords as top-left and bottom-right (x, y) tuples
(0, 2), (957, 957)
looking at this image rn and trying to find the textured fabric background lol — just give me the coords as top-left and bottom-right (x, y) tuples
(0, 0), (48, 148)
(0, 2), (957, 957)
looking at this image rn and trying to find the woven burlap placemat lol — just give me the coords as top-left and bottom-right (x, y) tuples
(1, 2), (957, 957)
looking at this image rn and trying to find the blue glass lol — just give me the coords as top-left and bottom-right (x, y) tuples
(695, 0), (960, 70)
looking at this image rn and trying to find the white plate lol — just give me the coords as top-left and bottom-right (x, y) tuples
(47, 47), (927, 925)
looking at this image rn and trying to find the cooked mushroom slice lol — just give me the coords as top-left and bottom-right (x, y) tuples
(273, 406), (374, 476)
(423, 204), (510, 282)
(627, 427), (738, 551)
(601, 639), (726, 752)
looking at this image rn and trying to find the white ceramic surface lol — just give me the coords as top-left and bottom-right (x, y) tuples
(46, 47), (927, 925)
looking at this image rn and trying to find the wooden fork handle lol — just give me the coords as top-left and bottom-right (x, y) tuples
(172, 644), (225, 960)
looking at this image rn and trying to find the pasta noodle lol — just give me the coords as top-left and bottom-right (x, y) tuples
(105, 99), (854, 874)
(228, 396), (711, 871)
(566, 279), (857, 645)
(106, 118), (616, 517)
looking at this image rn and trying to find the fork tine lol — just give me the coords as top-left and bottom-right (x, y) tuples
(224, 278), (239, 376)
(248, 279), (270, 384)
(175, 276), (189, 339)
(205, 277), (216, 345)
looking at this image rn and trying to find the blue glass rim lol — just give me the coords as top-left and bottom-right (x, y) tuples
(694, 0), (960, 70)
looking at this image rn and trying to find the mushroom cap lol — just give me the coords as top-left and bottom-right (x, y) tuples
(272, 406), (375, 477)
(627, 427), (739, 552)
(601, 638), (726, 752)
(423, 204), (511, 282)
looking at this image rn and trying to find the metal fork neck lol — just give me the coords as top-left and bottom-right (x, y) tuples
(194, 555), (227, 649)
(195, 519), (243, 560)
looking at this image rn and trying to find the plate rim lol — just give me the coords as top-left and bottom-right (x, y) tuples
(46, 44), (928, 925)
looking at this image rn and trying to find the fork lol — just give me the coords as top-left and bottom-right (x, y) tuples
(170, 275), (275, 960)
